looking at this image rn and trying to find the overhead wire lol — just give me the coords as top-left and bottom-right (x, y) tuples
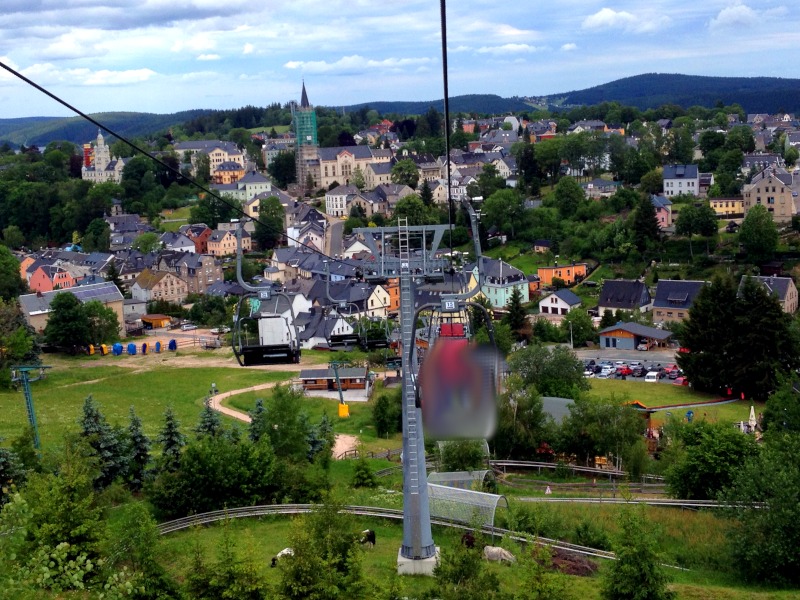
(0, 59), (354, 270)
(440, 0), (457, 294)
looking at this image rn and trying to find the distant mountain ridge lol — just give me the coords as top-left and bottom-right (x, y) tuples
(4, 74), (800, 147)
(554, 73), (800, 113)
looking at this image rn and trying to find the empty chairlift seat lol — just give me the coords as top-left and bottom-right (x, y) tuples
(112, 343), (123, 356)
(127, 343), (137, 355)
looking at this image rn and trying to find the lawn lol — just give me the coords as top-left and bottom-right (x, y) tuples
(159, 206), (192, 232)
(0, 359), (295, 449)
(588, 379), (758, 425)
(155, 502), (800, 599)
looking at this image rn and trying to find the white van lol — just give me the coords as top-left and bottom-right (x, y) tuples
(644, 371), (660, 383)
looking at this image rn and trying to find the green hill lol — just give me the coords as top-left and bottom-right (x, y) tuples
(338, 94), (532, 116)
(554, 73), (800, 113)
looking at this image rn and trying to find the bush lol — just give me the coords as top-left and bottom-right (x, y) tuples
(373, 391), (402, 438)
(574, 519), (611, 551)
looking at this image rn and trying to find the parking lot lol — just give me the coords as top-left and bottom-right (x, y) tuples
(574, 348), (685, 385)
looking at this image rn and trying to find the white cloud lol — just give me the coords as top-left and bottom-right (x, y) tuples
(242, 43), (255, 55)
(14, 62), (157, 86)
(561, 43), (578, 52)
(0, 56), (21, 81)
(197, 54), (221, 61)
(477, 43), (539, 55)
(171, 34), (216, 53)
(582, 7), (670, 33)
(82, 68), (157, 86)
(709, 3), (758, 30)
(283, 55), (432, 74)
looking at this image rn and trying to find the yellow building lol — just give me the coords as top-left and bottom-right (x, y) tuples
(709, 197), (744, 218)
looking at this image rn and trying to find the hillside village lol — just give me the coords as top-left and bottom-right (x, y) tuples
(4, 85), (800, 598)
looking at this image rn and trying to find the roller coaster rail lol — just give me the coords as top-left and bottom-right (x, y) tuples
(156, 503), (619, 562)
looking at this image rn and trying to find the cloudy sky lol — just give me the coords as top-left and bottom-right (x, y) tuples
(1, 0), (799, 119)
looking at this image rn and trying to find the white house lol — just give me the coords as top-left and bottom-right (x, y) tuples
(538, 289), (582, 317)
(663, 164), (699, 197)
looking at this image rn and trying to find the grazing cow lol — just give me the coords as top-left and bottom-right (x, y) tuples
(482, 545), (516, 563)
(461, 532), (476, 549)
(271, 547), (294, 567)
(360, 529), (376, 548)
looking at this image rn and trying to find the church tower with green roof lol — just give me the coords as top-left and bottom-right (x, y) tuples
(294, 81), (318, 194)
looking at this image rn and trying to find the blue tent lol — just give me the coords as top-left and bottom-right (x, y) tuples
(154, 341), (162, 353)
(168, 339), (177, 351)
(127, 343), (137, 355)
(112, 343), (123, 356)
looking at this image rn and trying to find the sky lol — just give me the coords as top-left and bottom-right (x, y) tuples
(2, 0), (800, 119)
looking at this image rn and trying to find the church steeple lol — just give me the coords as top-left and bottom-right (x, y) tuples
(300, 80), (310, 108)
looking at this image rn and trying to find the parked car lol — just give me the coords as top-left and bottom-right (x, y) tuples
(644, 371), (660, 383)
(596, 371), (612, 379)
(668, 369), (681, 380)
(210, 326), (231, 335)
(181, 323), (197, 331)
(672, 377), (689, 386)
(631, 366), (646, 377)
(583, 369), (595, 378)
(617, 366), (633, 377)
(637, 342), (650, 351)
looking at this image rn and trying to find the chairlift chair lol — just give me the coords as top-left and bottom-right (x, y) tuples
(232, 292), (301, 366)
(323, 302), (362, 349)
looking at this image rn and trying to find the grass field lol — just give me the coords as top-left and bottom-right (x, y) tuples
(155, 502), (799, 600)
(0, 357), (295, 448)
(587, 379), (758, 425)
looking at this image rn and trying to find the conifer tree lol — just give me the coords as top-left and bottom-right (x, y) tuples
(79, 394), (125, 489)
(632, 195), (661, 251)
(419, 179), (434, 207)
(157, 406), (186, 471)
(195, 397), (222, 438)
(248, 398), (268, 443)
(126, 406), (150, 491)
(504, 286), (528, 339)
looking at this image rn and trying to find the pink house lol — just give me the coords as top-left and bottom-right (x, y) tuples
(651, 195), (673, 229)
(28, 265), (76, 293)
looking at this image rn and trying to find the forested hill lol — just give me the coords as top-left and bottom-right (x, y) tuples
(0, 109), (213, 147)
(339, 94), (531, 116)
(555, 73), (800, 113)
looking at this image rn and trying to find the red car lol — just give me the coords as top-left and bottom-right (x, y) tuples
(672, 377), (689, 386)
(617, 366), (633, 376)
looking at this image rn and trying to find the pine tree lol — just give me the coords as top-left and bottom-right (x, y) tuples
(79, 395), (126, 489)
(105, 260), (124, 293)
(632, 195), (661, 251)
(195, 397), (222, 438)
(157, 406), (186, 471)
(351, 453), (378, 488)
(248, 398), (268, 443)
(503, 286), (527, 339)
(126, 406), (150, 492)
(419, 179), (434, 207)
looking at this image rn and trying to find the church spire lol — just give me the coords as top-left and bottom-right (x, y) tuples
(300, 80), (310, 108)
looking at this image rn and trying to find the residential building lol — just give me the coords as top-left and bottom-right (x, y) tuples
(538, 289), (582, 317)
(533, 240), (552, 254)
(159, 231), (195, 253)
(158, 252), (223, 295)
(318, 146), (379, 190)
(537, 263), (588, 287)
(742, 167), (794, 223)
(28, 265), (76, 293)
(212, 160), (246, 184)
(207, 229), (251, 257)
(652, 280), (708, 324)
(663, 164), (700, 197)
(210, 170), (273, 203)
(18, 282), (125, 337)
(173, 140), (246, 176)
(325, 184), (359, 217)
(130, 268), (188, 304)
(739, 275), (798, 314)
(364, 162), (393, 190)
(709, 197), (744, 219)
(650, 195), (673, 229)
(178, 223), (213, 254)
(469, 257), (529, 309)
(597, 280), (652, 316)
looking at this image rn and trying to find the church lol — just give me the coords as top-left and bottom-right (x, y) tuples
(81, 130), (131, 184)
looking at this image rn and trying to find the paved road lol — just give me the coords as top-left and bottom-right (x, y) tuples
(326, 218), (344, 257)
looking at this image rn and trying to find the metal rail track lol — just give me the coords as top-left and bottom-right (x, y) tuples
(518, 497), (764, 509)
(156, 504), (618, 562)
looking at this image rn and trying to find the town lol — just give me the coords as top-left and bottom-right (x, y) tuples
(1, 82), (800, 599)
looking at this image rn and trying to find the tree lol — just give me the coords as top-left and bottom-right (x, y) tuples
(351, 452), (378, 488)
(157, 406), (186, 471)
(248, 397), (269, 442)
(785, 146), (799, 167)
(195, 397), (222, 438)
(392, 194), (434, 226)
(267, 150), (296, 188)
(253, 195), (285, 250)
(44, 292), (90, 347)
(675, 205), (698, 258)
(763, 377), (800, 433)
(390, 158), (420, 189)
(265, 385), (310, 462)
(507, 344), (589, 399)
(553, 176), (583, 218)
(83, 299), (120, 343)
(433, 537), (501, 600)
(560, 309), (596, 347)
(632, 195), (660, 251)
(79, 395), (126, 489)
(104, 259), (123, 293)
(278, 502), (367, 600)
(739, 204), (778, 261)
(81, 218), (111, 252)
(2, 224), (24, 249)
(373, 390), (402, 437)
(0, 298), (38, 389)
(721, 432), (800, 584)
(132, 231), (161, 253)
(492, 374), (549, 460)
(0, 439), (23, 506)
(639, 169), (663, 195)
(0, 245), (27, 301)
(503, 286), (527, 339)
(694, 203), (719, 254)
(481, 189), (525, 239)
(126, 407), (150, 492)
(351, 165), (366, 191)
(601, 506), (676, 600)
(419, 179), (433, 206)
